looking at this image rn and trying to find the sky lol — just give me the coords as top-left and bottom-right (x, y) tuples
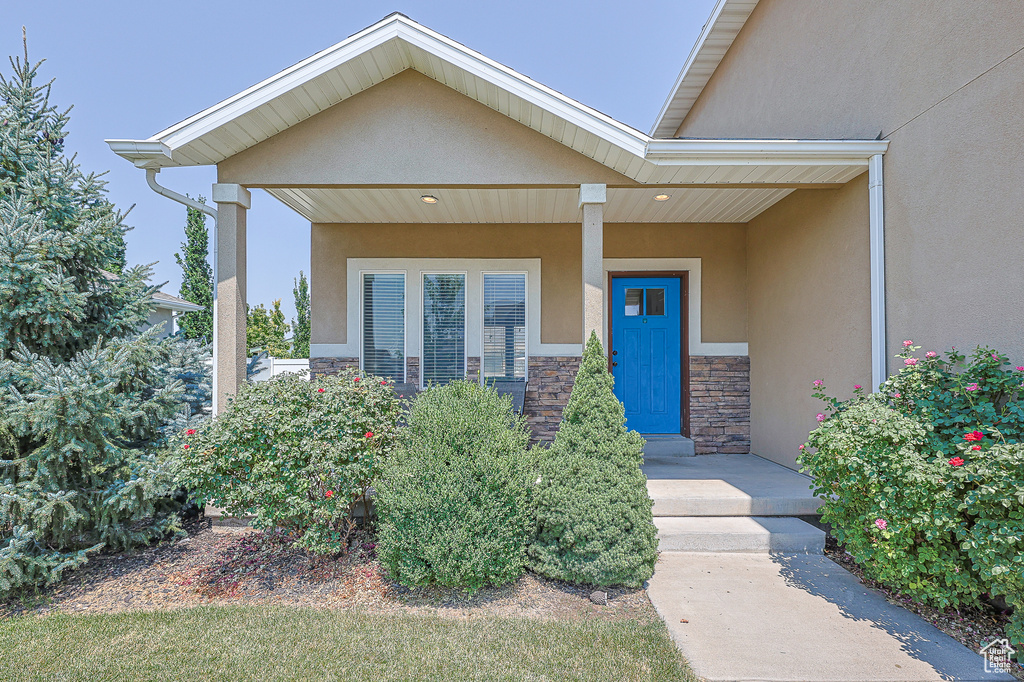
(4, 0), (717, 324)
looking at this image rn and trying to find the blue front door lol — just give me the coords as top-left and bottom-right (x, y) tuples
(611, 277), (682, 434)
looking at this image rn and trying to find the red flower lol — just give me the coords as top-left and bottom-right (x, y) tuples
(186, 429), (196, 436)
(354, 377), (360, 382)
(380, 381), (387, 386)
(317, 388), (325, 393)
(971, 445), (981, 451)
(183, 444), (190, 449)
(948, 457), (964, 467)
(325, 490), (334, 498)
(365, 431), (374, 439)
(964, 431), (984, 442)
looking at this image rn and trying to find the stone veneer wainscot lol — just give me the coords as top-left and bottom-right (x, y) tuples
(688, 355), (750, 454)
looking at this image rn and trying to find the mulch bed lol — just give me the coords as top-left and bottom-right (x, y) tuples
(0, 517), (655, 625)
(823, 535), (1023, 680)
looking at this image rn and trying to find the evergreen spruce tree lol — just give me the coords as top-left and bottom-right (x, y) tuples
(291, 270), (310, 358)
(246, 299), (290, 358)
(529, 332), (658, 587)
(172, 201), (212, 340)
(0, 44), (185, 595)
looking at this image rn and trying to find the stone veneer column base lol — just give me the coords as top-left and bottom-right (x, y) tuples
(688, 356), (750, 455)
(526, 356), (581, 442)
(309, 357), (359, 379)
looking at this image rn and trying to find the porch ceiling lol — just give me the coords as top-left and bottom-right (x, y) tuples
(266, 185), (808, 224)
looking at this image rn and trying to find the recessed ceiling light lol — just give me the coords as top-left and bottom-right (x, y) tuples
(653, 194), (670, 202)
(421, 195), (439, 204)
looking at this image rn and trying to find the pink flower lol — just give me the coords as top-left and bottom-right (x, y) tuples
(971, 445), (981, 451)
(325, 490), (334, 498)
(965, 383), (979, 392)
(365, 431), (374, 438)
(380, 381), (387, 385)
(875, 518), (888, 531)
(854, 385), (862, 390)
(926, 351), (937, 358)
(894, 392), (901, 398)
(354, 377), (360, 382)
(964, 431), (984, 442)
(317, 388), (325, 393)
(813, 379), (824, 388)
(948, 457), (964, 467)
(186, 429), (196, 436)
(992, 354), (999, 360)
(816, 413), (825, 423)
(798, 444), (805, 450)
(1016, 366), (1024, 372)
(904, 358), (918, 366)
(903, 340), (913, 348)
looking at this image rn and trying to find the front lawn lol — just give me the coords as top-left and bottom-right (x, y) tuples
(0, 605), (694, 681)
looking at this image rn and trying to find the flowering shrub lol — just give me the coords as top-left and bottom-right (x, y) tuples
(180, 369), (402, 554)
(801, 344), (1024, 655)
(375, 380), (533, 592)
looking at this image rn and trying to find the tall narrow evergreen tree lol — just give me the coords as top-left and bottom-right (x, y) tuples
(529, 332), (658, 587)
(0, 43), (185, 595)
(173, 201), (213, 340)
(292, 270), (310, 358)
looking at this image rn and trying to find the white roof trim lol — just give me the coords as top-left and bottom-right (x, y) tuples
(649, 0), (759, 138)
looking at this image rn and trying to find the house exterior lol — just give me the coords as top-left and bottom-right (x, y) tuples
(146, 290), (205, 339)
(107, 2), (1023, 469)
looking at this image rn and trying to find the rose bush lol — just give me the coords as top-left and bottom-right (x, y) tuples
(800, 343), (1024, 656)
(180, 369), (402, 554)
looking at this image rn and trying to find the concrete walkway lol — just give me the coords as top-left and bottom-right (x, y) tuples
(647, 552), (1013, 682)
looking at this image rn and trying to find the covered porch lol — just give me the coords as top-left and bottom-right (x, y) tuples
(108, 14), (888, 464)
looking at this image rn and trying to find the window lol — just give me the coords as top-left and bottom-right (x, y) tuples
(483, 273), (527, 381)
(625, 288), (643, 316)
(646, 288), (665, 316)
(362, 273), (405, 381)
(422, 273), (466, 386)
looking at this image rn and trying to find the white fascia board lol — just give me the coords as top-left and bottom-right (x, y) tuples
(143, 14), (650, 164)
(649, 0), (732, 137)
(151, 300), (205, 313)
(105, 139), (174, 168)
(644, 139), (890, 165)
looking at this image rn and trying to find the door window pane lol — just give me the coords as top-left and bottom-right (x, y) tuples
(483, 273), (527, 381)
(625, 288), (643, 316)
(362, 273), (405, 380)
(422, 274), (466, 386)
(646, 288), (666, 316)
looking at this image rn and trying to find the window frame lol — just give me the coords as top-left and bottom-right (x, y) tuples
(420, 270), (468, 389)
(480, 270), (529, 384)
(359, 270), (407, 383)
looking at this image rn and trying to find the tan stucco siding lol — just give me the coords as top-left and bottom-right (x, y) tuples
(746, 178), (872, 468)
(218, 70), (634, 188)
(605, 223), (747, 343)
(311, 222), (749, 347)
(674, 0), (1024, 365)
(311, 223), (582, 346)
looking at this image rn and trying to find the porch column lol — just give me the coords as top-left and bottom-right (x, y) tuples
(212, 182), (251, 414)
(579, 183), (606, 345)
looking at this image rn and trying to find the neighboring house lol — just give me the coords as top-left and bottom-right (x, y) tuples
(146, 290), (204, 339)
(107, 2), (1024, 469)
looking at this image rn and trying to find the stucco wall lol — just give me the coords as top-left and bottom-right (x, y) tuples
(311, 222), (749, 347)
(218, 70), (633, 188)
(675, 0), (1024, 364)
(746, 178), (872, 468)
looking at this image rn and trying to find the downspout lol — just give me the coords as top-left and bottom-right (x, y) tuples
(868, 154), (886, 390)
(145, 168), (221, 414)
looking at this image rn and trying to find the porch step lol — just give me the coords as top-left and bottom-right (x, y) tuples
(642, 435), (695, 457)
(655, 516), (825, 554)
(644, 453), (822, 517)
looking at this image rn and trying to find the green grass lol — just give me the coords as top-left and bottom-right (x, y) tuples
(0, 606), (695, 681)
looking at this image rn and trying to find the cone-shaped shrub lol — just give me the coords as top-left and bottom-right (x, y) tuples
(529, 332), (657, 587)
(376, 380), (532, 592)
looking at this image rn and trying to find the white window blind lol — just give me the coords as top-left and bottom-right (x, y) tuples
(362, 273), (405, 381)
(483, 273), (527, 381)
(422, 273), (466, 386)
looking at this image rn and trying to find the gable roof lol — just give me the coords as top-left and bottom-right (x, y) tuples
(151, 290), (204, 313)
(107, 11), (885, 189)
(650, 0), (759, 137)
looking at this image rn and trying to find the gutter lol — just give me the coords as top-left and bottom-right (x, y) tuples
(144, 168), (221, 414)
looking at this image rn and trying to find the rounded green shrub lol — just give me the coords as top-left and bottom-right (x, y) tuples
(375, 380), (532, 592)
(801, 343), (1024, 654)
(181, 369), (402, 554)
(529, 332), (658, 588)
